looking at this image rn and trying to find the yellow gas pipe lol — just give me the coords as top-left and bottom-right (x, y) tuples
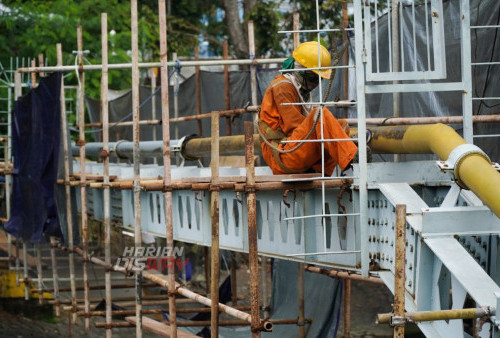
(354, 124), (500, 219)
(179, 123), (500, 219)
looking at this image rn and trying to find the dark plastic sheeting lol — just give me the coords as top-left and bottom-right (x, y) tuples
(5, 73), (64, 243)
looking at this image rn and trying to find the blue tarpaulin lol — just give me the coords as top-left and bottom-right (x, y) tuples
(5, 73), (64, 243)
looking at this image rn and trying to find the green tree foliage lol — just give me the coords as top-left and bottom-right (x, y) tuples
(0, 0), (222, 95)
(0, 1), (377, 92)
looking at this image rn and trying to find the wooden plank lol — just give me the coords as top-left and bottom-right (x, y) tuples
(125, 316), (197, 337)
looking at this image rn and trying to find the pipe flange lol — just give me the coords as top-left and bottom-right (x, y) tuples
(437, 144), (491, 188)
(113, 140), (130, 159)
(178, 134), (200, 161)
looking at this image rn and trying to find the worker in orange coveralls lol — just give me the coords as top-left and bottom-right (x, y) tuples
(258, 41), (357, 175)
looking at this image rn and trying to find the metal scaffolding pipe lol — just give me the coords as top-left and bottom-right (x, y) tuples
(94, 318), (306, 329)
(304, 265), (384, 284)
(394, 204), (407, 337)
(55, 244), (271, 330)
(130, 1), (143, 336)
(100, 12), (113, 338)
(17, 58), (287, 73)
(158, 1), (177, 336)
(377, 307), (494, 324)
(76, 24), (91, 330)
(210, 111), (221, 336)
(245, 121), (261, 337)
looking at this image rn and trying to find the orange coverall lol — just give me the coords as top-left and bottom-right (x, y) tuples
(259, 75), (357, 176)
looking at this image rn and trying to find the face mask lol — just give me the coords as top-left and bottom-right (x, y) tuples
(299, 70), (320, 91)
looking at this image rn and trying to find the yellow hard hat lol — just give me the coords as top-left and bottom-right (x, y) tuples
(292, 41), (332, 79)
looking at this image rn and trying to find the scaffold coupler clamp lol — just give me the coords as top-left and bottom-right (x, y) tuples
(390, 315), (407, 327)
(436, 144), (498, 188)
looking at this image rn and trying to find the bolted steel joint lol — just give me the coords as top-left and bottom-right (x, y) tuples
(436, 144), (491, 188)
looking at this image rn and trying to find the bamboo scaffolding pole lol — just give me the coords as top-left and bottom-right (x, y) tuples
(210, 110), (221, 336)
(195, 47), (203, 137)
(76, 25), (91, 330)
(298, 262), (305, 338)
(17, 58), (287, 73)
(223, 39), (232, 136)
(377, 307), (493, 324)
(101, 13), (113, 338)
(158, 1), (177, 337)
(130, 2), (143, 336)
(304, 265), (384, 284)
(394, 204), (406, 337)
(245, 121), (261, 337)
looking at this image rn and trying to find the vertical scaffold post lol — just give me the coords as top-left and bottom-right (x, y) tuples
(57, 43), (74, 322)
(298, 262), (305, 338)
(158, 1), (178, 336)
(248, 20), (258, 127)
(223, 40), (232, 136)
(342, 2), (349, 119)
(76, 24), (91, 331)
(22, 241), (28, 300)
(394, 204), (407, 337)
(343, 279), (351, 338)
(130, 1), (143, 336)
(14, 72), (21, 290)
(30, 59), (36, 88)
(38, 54), (45, 77)
(210, 111), (221, 336)
(36, 244), (43, 304)
(353, 0), (369, 278)
(101, 13), (113, 338)
(245, 121), (260, 338)
(151, 65), (157, 165)
(195, 47), (203, 137)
